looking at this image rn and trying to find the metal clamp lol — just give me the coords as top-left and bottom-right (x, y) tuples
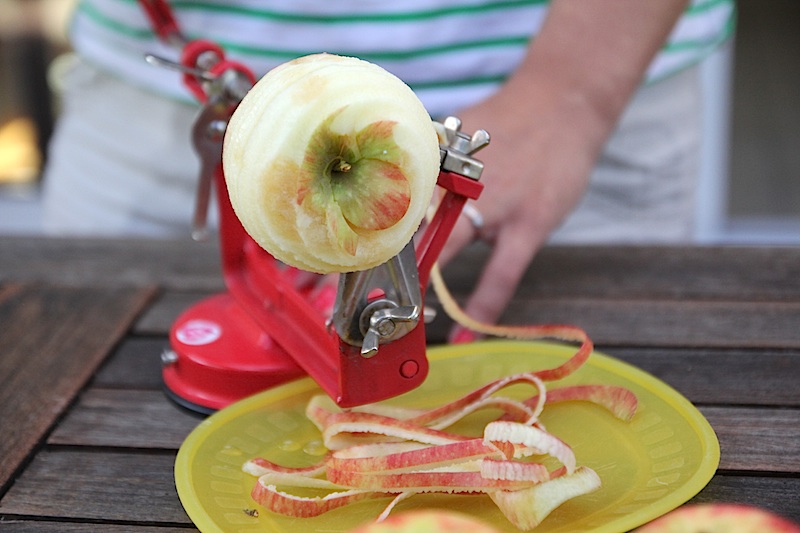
(332, 241), (423, 358)
(437, 116), (491, 180)
(361, 303), (421, 358)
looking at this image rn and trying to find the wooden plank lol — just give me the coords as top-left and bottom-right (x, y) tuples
(691, 474), (800, 522)
(501, 298), (800, 349)
(606, 348), (800, 407)
(700, 407), (800, 473)
(5, 237), (800, 301)
(0, 521), (193, 532)
(133, 290), (216, 336)
(428, 297), (800, 348)
(444, 244), (800, 301)
(92, 337), (172, 389)
(2, 449), (797, 525)
(0, 236), (223, 290)
(0, 284), (156, 491)
(0, 450), (190, 525)
(47, 388), (800, 477)
(48, 389), (203, 449)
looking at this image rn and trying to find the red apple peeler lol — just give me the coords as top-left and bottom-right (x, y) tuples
(140, 0), (489, 413)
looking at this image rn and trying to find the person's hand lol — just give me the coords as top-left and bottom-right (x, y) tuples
(436, 0), (689, 342)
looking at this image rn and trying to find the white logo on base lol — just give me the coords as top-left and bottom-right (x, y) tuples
(176, 319), (222, 346)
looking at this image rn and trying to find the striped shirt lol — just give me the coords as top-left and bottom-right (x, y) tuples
(68, 0), (736, 118)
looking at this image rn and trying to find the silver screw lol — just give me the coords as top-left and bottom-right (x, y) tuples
(161, 349), (178, 365)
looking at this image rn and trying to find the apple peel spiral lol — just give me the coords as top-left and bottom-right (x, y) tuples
(223, 53), (440, 273)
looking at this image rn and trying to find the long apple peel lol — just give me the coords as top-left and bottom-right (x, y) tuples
(308, 371), (550, 450)
(247, 398), (610, 529)
(315, 394), (548, 452)
(245, 417), (577, 510)
(329, 438), (509, 475)
(246, 430), (550, 519)
(326, 466), (547, 494)
(321, 410), (472, 450)
(430, 264), (593, 382)
(484, 421), (576, 474)
(245, 325), (634, 530)
(307, 372), (548, 435)
(516, 384), (638, 422)
(349, 384), (637, 424)
(251, 472), (387, 518)
(405, 374), (547, 429)
(244, 456), (328, 478)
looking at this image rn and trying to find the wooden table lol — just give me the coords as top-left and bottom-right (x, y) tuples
(1, 236), (798, 531)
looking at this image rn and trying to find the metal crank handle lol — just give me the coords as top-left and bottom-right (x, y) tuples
(144, 54), (215, 82)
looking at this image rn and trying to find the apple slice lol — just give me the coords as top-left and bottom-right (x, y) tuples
(350, 509), (502, 533)
(634, 503), (800, 533)
(223, 53), (440, 273)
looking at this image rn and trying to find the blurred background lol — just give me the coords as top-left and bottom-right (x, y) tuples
(0, 0), (798, 243)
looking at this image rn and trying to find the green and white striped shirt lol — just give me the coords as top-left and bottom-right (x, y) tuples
(68, 0), (735, 117)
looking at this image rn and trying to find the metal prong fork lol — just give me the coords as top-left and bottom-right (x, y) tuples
(190, 98), (232, 241)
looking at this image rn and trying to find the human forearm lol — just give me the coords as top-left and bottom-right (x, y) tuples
(451, 0), (691, 243)
(439, 0), (690, 335)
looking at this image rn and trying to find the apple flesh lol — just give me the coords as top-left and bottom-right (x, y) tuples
(223, 53), (440, 273)
(349, 509), (502, 533)
(635, 504), (800, 533)
(489, 466), (601, 530)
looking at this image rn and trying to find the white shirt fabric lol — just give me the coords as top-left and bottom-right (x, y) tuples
(68, 0), (734, 116)
(41, 0), (734, 240)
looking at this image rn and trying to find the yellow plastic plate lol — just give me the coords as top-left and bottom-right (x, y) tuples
(175, 340), (719, 532)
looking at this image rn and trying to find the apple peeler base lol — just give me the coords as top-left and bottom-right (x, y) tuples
(163, 292), (306, 413)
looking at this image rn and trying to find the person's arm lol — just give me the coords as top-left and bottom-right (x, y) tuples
(439, 0), (689, 340)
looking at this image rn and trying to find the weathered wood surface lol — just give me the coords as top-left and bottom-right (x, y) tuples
(0, 284), (155, 491)
(449, 242), (800, 302)
(45, 388), (800, 476)
(0, 450), (190, 525)
(4, 237), (800, 300)
(0, 523), (189, 533)
(501, 298), (800, 348)
(133, 290), (215, 336)
(691, 475), (800, 520)
(135, 288), (800, 349)
(48, 389), (202, 449)
(698, 406), (800, 473)
(606, 347), (800, 407)
(1, 237), (799, 530)
(0, 236), (223, 290)
(93, 338), (800, 409)
(2, 448), (798, 524)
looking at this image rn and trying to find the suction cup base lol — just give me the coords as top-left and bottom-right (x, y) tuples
(163, 292), (306, 413)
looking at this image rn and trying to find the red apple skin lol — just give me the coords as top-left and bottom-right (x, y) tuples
(349, 509), (502, 533)
(635, 504), (800, 533)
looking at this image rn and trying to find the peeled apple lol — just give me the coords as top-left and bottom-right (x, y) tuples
(223, 53), (441, 273)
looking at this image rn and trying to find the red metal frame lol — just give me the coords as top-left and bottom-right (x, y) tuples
(142, 0), (483, 410)
(165, 153), (482, 410)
